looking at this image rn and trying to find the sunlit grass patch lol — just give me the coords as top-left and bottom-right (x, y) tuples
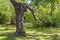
(0, 36), (7, 40)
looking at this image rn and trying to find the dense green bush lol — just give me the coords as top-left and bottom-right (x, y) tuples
(0, 13), (7, 23)
(0, 0), (15, 24)
(53, 9), (60, 27)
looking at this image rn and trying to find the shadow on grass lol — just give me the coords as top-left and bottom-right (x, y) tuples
(26, 26), (56, 34)
(0, 32), (16, 40)
(26, 27), (49, 32)
(0, 32), (26, 40)
(0, 24), (15, 28)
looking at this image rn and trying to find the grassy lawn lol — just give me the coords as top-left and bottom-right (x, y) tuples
(0, 24), (60, 40)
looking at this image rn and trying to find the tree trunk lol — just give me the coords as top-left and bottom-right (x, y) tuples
(15, 11), (25, 36)
(10, 0), (25, 36)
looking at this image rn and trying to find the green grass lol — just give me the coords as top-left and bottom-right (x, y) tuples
(0, 24), (60, 40)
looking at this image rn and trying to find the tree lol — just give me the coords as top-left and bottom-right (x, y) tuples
(10, 0), (36, 36)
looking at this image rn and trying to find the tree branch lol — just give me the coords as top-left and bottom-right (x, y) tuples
(27, 6), (37, 20)
(10, 0), (17, 6)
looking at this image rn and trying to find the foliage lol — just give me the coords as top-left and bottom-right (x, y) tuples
(0, 0), (60, 27)
(0, 0), (15, 24)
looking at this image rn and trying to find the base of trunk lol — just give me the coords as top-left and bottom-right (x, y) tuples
(14, 31), (26, 37)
